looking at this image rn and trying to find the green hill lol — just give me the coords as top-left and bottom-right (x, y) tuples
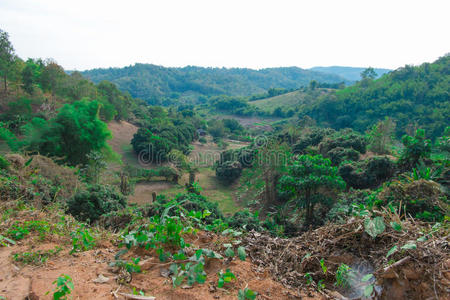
(306, 55), (450, 138)
(310, 66), (391, 82)
(81, 64), (347, 105)
(250, 88), (332, 113)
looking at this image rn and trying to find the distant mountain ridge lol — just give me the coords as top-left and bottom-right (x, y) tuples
(81, 64), (348, 105)
(310, 66), (391, 82)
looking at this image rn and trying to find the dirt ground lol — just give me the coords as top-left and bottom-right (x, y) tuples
(0, 209), (313, 300)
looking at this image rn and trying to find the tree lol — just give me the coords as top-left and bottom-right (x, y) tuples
(40, 59), (65, 98)
(278, 155), (345, 225)
(398, 129), (431, 170)
(22, 100), (114, 166)
(0, 29), (16, 92)
(367, 118), (396, 154)
(360, 67), (377, 80)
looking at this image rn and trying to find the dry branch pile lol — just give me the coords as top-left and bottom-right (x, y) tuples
(243, 214), (449, 299)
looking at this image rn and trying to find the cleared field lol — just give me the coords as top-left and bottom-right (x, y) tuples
(250, 90), (307, 110)
(249, 88), (332, 112)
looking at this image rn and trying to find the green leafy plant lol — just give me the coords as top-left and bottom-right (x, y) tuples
(70, 226), (95, 254)
(238, 288), (257, 300)
(335, 263), (352, 288)
(13, 246), (62, 265)
(320, 258), (328, 274)
(361, 274), (375, 297)
(364, 216), (385, 238)
(304, 272), (314, 285)
(46, 274), (74, 300)
(217, 269), (236, 288)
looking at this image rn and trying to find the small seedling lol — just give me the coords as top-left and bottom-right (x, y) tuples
(46, 274), (74, 300)
(217, 269), (236, 288)
(238, 288), (257, 300)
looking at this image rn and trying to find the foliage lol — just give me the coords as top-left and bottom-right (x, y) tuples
(215, 161), (243, 184)
(278, 154), (345, 225)
(46, 274), (74, 300)
(339, 156), (396, 189)
(398, 129), (432, 170)
(318, 129), (367, 155)
(21, 100), (114, 166)
(367, 118), (396, 154)
(238, 288), (257, 300)
(335, 263), (352, 288)
(0, 155), (9, 169)
(70, 226), (95, 254)
(81, 63), (344, 105)
(364, 216), (386, 238)
(217, 269), (236, 288)
(307, 55), (450, 139)
(131, 118), (197, 162)
(13, 246), (62, 265)
(227, 209), (263, 231)
(67, 184), (126, 223)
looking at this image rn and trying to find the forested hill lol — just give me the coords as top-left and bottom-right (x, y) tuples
(81, 64), (347, 105)
(305, 55), (450, 139)
(310, 66), (391, 81)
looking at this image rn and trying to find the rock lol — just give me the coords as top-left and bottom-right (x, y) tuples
(93, 274), (110, 284)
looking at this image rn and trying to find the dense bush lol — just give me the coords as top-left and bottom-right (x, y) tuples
(377, 179), (447, 221)
(292, 127), (335, 153)
(21, 100), (113, 166)
(339, 156), (396, 189)
(215, 161), (243, 184)
(398, 129), (432, 170)
(319, 129), (367, 155)
(227, 209), (263, 231)
(67, 184), (127, 223)
(326, 147), (360, 166)
(131, 118), (197, 162)
(0, 155), (10, 169)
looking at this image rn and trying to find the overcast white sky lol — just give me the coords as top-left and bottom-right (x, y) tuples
(1, 0), (449, 71)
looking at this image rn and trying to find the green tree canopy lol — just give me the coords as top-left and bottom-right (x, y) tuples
(278, 154), (345, 225)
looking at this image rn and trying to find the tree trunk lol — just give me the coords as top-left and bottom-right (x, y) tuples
(3, 74), (7, 93)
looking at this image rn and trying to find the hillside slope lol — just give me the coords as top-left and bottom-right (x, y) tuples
(81, 64), (347, 105)
(306, 55), (450, 138)
(250, 88), (333, 113)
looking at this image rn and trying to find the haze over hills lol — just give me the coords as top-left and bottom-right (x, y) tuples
(80, 64), (348, 105)
(310, 66), (392, 81)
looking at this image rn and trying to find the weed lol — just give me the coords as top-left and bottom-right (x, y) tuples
(13, 246), (62, 265)
(335, 263), (352, 288)
(46, 274), (74, 300)
(70, 226), (95, 254)
(217, 269), (236, 288)
(238, 288), (257, 300)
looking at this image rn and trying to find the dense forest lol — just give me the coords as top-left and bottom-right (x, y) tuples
(0, 27), (449, 300)
(81, 64), (348, 105)
(305, 55), (450, 139)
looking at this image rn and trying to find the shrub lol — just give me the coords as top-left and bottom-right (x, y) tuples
(67, 184), (127, 223)
(339, 156), (395, 189)
(227, 209), (263, 231)
(0, 155), (10, 169)
(215, 161), (242, 184)
(199, 137), (207, 144)
(319, 129), (367, 155)
(377, 179), (447, 221)
(398, 129), (432, 170)
(326, 147), (360, 166)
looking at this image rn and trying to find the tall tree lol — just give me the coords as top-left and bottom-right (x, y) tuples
(278, 154), (345, 225)
(360, 67), (378, 80)
(0, 29), (16, 92)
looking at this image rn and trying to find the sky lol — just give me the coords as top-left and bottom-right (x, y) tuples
(1, 0), (449, 71)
